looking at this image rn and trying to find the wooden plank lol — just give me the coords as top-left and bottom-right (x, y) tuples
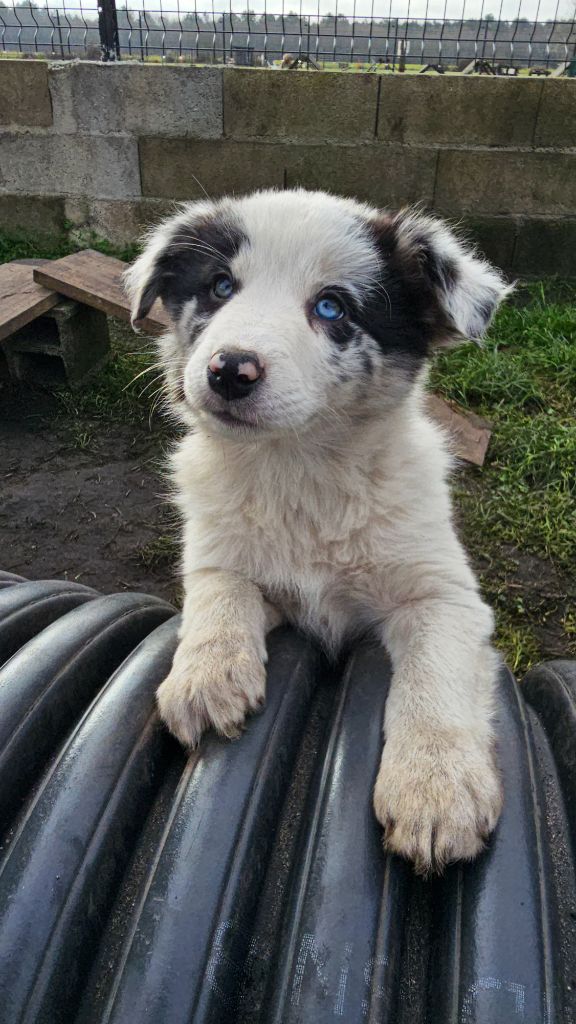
(0, 262), (60, 343)
(33, 249), (171, 336)
(426, 393), (492, 467)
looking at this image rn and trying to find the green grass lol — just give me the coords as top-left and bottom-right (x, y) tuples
(135, 534), (180, 571)
(430, 280), (576, 673)
(431, 283), (576, 570)
(0, 230), (138, 266)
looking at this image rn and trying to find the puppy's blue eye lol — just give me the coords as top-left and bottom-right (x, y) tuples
(314, 295), (345, 321)
(212, 274), (234, 300)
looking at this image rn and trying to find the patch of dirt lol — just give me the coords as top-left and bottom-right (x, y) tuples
(0, 384), (181, 605)
(472, 536), (575, 667)
(500, 546), (575, 662)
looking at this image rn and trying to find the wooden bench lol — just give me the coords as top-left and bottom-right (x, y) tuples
(33, 250), (171, 336)
(0, 262), (60, 343)
(1, 258), (110, 387)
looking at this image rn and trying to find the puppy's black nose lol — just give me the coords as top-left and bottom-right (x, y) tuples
(207, 351), (263, 401)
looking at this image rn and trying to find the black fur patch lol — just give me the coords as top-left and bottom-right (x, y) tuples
(360, 352), (374, 378)
(412, 232), (458, 293)
(136, 215), (247, 323)
(357, 216), (460, 360)
(325, 318), (363, 349)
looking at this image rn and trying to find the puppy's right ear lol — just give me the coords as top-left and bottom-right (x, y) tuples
(124, 200), (217, 330)
(123, 221), (174, 330)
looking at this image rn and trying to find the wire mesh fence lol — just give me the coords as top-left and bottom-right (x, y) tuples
(1, 0), (575, 71)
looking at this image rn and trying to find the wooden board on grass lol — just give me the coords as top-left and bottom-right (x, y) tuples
(0, 262), (60, 343)
(33, 249), (171, 336)
(426, 393), (492, 467)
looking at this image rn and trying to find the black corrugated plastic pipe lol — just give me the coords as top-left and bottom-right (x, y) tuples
(0, 574), (574, 1024)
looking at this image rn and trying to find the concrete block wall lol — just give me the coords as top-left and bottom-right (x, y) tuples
(1, 60), (575, 275)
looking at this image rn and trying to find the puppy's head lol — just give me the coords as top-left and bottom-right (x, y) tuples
(125, 190), (511, 438)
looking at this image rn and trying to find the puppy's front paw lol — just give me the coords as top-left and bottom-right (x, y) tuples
(373, 729), (502, 875)
(157, 637), (267, 748)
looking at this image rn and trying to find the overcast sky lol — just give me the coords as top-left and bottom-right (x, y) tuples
(37, 0), (575, 22)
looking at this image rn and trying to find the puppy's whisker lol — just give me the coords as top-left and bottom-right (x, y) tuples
(139, 375), (167, 399)
(189, 174), (212, 202)
(167, 240), (228, 263)
(125, 362), (166, 389)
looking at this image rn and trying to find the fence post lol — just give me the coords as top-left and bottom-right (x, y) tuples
(98, 0), (121, 61)
(54, 10), (65, 59)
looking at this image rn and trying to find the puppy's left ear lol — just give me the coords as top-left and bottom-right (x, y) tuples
(376, 210), (513, 348)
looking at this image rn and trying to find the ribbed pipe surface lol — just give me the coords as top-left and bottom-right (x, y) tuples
(0, 576), (574, 1024)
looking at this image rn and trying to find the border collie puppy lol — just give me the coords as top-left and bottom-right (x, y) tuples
(126, 188), (511, 874)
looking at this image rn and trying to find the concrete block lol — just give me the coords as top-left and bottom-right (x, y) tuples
(513, 217), (576, 277)
(49, 62), (223, 138)
(456, 216), (517, 272)
(0, 133), (141, 200)
(139, 139), (286, 199)
(534, 80), (576, 148)
(0, 60), (52, 127)
(64, 197), (175, 246)
(224, 68), (378, 143)
(0, 344), (9, 382)
(0, 195), (66, 236)
(284, 143), (438, 208)
(4, 299), (111, 387)
(377, 76), (543, 148)
(434, 149), (576, 216)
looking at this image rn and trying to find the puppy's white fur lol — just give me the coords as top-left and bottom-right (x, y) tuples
(126, 189), (511, 874)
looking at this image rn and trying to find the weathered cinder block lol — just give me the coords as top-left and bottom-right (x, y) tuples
(140, 139), (286, 199)
(456, 215), (517, 272)
(534, 80), (576, 148)
(4, 299), (110, 387)
(285, 143), (438, 208)
(64, 197), (175, 245)
(0, 133), (141, 199)
(0, 60), (53, 127)
(513, 217), (576, 277)
(0, 195), (66, 236)
(50, 63), (223, 138)
(378, 76), (543, 148)
(224, 68), (378, 143)
(434, 150), (576, 216)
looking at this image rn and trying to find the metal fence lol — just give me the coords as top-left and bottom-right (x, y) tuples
(1, 0), (575, 71)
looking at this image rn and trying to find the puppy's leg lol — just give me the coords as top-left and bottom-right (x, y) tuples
(373, 593), (503, 874)
(157, 568), (278, 748)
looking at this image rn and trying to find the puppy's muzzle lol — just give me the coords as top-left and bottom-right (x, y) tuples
(207, 351), (263, 402)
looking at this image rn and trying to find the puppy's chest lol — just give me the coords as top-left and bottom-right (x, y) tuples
(216, 483), (376, 587)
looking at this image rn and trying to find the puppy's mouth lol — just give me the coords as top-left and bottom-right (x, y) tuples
(207, 408), (262, 432)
